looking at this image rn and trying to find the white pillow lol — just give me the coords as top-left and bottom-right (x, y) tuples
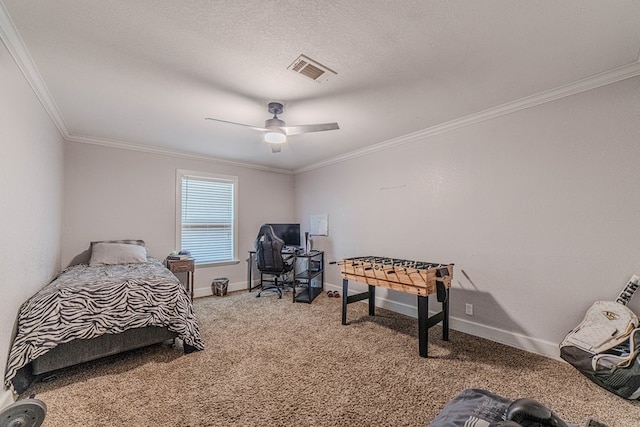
(89, 242), (148, 266)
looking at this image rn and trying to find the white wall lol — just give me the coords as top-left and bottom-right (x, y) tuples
(0, 41), (64, 396)
(294, 76), (640, 359)
(62, 142), (295, 295)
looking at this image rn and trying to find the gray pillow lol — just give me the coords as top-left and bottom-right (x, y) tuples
(89, 242), (148, 266)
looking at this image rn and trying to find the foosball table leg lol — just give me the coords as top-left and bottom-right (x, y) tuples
(418, 295), (429, 358)
(342, 279), (375, 325)
(342, 278), (349, 325)
(442, 287), (450, 342)
(417, 288), (451, 357)
(368, 285), (376, 316)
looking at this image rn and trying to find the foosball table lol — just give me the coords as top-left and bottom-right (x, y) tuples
(338, 256), (454, 357)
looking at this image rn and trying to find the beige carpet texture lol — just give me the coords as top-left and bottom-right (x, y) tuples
(19, 290), (640, 426)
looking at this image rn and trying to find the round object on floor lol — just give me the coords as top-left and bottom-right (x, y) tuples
(0, 398), (46, 427)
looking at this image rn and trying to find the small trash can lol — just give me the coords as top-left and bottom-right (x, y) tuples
(212, 277), (229, 296)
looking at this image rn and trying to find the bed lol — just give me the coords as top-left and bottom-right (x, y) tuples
(5, 240), (205, 393)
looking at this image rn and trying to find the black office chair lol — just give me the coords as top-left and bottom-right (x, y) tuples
(254, 224), (294, 298)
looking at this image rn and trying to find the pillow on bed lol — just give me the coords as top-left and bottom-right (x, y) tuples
(89, 242), (148, 266)
(90, 239), (146, 249)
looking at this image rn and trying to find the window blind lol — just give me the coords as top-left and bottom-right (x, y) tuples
(180, 174), (235, 264)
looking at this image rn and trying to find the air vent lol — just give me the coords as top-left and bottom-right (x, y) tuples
(287, 54), (336, 83)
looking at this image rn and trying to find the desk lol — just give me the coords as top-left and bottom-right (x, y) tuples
(247, 250), (324, 303)
(338, 256), (453, 357)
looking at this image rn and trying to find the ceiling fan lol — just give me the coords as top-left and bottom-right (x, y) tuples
(206, 102), (339, 153)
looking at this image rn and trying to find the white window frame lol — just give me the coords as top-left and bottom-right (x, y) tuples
(175, 169), (239, 266)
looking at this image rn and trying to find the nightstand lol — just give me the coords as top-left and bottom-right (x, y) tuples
(166, 258), (195, 300)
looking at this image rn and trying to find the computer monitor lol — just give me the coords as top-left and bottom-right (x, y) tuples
(267, 223), (301, 247)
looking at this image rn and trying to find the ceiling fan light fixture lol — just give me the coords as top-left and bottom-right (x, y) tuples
(206, 100), (338, 153)
(264, 130), (286, 144)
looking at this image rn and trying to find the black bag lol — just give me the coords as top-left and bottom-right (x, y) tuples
(428, 388), (578, 427)
(560, 275), (640, 400)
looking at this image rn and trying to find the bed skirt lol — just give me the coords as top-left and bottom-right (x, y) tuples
(31, 326), (178, 375)
(13, 326), (179, 393)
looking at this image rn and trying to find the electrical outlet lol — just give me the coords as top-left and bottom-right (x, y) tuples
(465, 303), (473, 316)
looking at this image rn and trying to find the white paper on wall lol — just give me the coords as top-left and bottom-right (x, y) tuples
(310, 214), (328, 236)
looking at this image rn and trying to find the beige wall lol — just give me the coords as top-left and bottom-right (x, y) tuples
(295, 76), (640, 359)
(0, 41), (64, 393)
(62, 142), (295, 294)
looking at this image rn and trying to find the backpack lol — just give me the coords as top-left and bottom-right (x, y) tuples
(560, 275), (640, 399)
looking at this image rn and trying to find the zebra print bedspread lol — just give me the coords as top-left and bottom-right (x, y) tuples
(5, 258), (204, 389)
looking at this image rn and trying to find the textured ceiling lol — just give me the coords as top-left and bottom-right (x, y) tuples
(2, 1), (640, 171)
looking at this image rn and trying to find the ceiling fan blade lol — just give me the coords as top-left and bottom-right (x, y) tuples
(205, 117), (267, 132)
(269, 143), (282, 153)
(282, 122), (339, 136)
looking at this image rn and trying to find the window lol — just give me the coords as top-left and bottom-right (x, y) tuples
(176, 170), (238, 265)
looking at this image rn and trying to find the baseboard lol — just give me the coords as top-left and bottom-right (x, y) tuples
(0, 389), (15, 410)
(324, 282), (562, 362)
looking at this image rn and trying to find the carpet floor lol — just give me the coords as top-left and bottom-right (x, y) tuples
(20, 290), (640, 426)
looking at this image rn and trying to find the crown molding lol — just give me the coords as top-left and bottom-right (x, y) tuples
(295, 60), (640, 174)
(0, 1), (70, 137)
(65, 134), (294, 175)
